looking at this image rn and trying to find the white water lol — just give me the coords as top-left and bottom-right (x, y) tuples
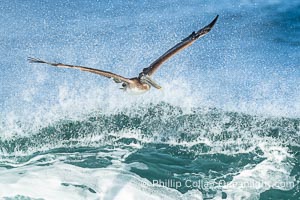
(217, 142), (295, 199)
(0, 159), (204, 200)
(0, 0), (299, 199)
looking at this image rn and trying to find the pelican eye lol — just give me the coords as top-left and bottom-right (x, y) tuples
(122, 83), (127, 87)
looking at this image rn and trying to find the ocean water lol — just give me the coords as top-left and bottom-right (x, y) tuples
(0, 0), (299, 199)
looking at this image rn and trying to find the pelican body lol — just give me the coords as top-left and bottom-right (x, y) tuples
(29, 15), (219, 94)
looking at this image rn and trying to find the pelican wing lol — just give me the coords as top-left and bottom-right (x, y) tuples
(28, 57), (132, 84)
(141, 15), (219, 76)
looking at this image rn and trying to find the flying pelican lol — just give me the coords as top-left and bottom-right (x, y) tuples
(28, 15), (218, 94)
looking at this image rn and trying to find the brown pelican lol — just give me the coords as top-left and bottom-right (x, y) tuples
(28, 15), (218, 94)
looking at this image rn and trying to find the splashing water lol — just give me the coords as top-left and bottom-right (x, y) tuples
(0, 0), (299, 199)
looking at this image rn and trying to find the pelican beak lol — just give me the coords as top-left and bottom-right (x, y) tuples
(142, 75), (162, 90)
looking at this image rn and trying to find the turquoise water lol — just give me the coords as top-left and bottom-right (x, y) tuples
(0, 103), (299, 199)
(0, 0), (299, 199)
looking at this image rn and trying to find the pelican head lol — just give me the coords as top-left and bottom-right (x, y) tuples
(140, 75), (162, 89)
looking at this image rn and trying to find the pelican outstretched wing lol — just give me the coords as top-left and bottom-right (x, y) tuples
(28, 57), (132, 84)
(141, 15), (219, 76)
